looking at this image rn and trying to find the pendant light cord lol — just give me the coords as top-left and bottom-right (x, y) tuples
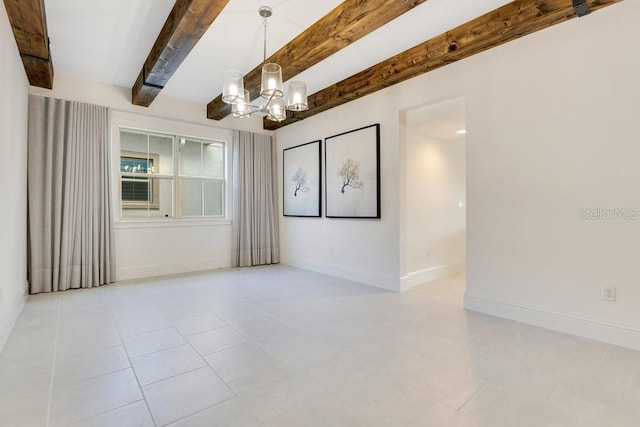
(263, 16), (268, 65)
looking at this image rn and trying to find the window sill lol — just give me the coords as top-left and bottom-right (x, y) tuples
(115, 218), (232, 229)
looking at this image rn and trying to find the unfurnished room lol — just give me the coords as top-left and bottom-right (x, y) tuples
(1, 0), (639, 426)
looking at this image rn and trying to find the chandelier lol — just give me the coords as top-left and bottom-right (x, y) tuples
(222, 6), (308, 122)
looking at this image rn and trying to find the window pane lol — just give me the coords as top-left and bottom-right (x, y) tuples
(120, 131), (173, 175)
(180, 139), (201, 177)
(119, 128), (226, 221)
(203, 143), (224, 178)
(121, 156), (151, 174)
(121, 177), (173, 219)
(180, 179), (202, 216)
(120, 131), (147, 155)
(204, 181), (224, 216)
(149, 134), (174, 175)
(122, 177), (150, 202)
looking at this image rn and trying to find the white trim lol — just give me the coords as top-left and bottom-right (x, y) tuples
(400, 261), (465, 292)
(463, 293), (640, 351)
(0, 281), (28, 354)
(115, 219), (231, 229)
(116, 258), (231, 282)
(281, 257), (400, 292)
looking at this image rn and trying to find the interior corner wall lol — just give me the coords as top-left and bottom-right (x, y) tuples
(0, 1), (29, 352)
(275, 101), (402, 292)
(275, 1), (640, 349)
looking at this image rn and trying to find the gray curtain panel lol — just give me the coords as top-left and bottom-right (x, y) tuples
(232, 131), (280, 267)
(27, 95), (115, 293)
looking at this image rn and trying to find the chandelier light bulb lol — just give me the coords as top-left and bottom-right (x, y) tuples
(286, 81), (308, 111)
(222, 70), (244, 104)
(261, 63), (283, 99)
(232, 89), (251, 118)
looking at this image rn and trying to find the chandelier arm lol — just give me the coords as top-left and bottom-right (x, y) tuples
(264, 91), (276, 108)
(245, 103), (262, 111)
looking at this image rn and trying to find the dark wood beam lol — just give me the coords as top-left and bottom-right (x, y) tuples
(207, 0), (427, 121)
(264, 0), (621, 130)
(3, 0), (53, 88)
(132, 0), (231, 107)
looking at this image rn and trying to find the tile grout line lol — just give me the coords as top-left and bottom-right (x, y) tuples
(139, 302), (247, 425)
(100, 288), (159, 427)
(45, 294), (61, 427)
(162, 395), (239, 426)
(456, 382), (488, 413)
(106, 292), (251, 423)
(67, 399), (148, 426)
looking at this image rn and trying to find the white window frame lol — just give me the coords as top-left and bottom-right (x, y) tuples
(111, 112), (233, 226)
(177, 137), (226, 218)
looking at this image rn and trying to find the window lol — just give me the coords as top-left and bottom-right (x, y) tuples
(121, 151), (160, 209)
(179, 138), (225, 217)
(119, 129), (226, 219)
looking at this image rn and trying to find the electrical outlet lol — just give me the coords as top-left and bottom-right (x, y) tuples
(602, 285), (616, 302)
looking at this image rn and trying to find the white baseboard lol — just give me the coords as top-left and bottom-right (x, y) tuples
(0, 281), (28, 354)
(117, 258), (232, 282)
(400, 261), (466, 292)
(281, 256), (400, 292)
(464, 293), (640, 351)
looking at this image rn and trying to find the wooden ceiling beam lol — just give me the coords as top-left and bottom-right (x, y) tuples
(206, 0), (427, 121)
(264, 0), (621, 131)
(132, 0), (231, 107)
(3, 0), (54, 88)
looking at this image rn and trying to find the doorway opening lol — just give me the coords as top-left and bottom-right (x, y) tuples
(402, 96), (466, 292)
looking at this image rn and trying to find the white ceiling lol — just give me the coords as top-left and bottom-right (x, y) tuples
(45, 0), (512, 106)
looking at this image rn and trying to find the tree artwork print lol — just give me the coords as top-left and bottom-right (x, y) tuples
(292, 168), (309, 196)
(338, 158), (363, 193)
(283, 140), (321, 217)
(325, 124), (380, 218)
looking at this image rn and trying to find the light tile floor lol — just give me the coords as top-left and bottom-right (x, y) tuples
(1, 265), (639, 426)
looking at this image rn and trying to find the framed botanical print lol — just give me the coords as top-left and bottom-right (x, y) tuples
(283, 140), (322, 217)
(325, 124), (380, 219)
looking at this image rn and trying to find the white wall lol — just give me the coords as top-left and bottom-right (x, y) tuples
(276, 107), (402, 291)
(462, 2), (640, 349)
(0, 1), (29, 351)
(30, 75), (270, 282)
(404, 130), (466, 289)
(111, 111), (235, 281)
(275, 1), (640, 349)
